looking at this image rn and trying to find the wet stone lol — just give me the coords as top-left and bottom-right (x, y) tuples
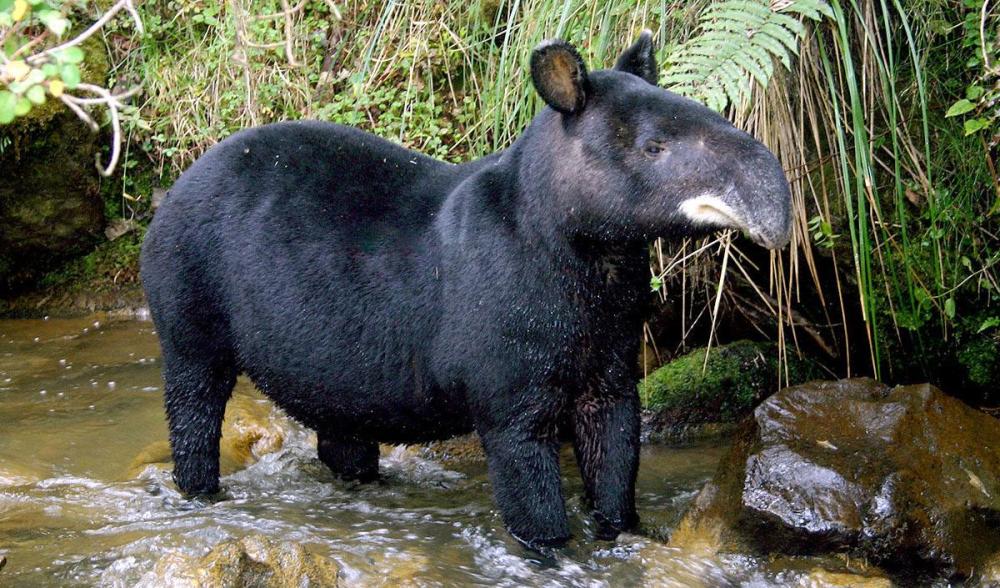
(417, 434), (486, 464)
(798, 569), (893, 588)
(671, 378), (1000, 581)
(128, 390), (289, 479)
(137, 535), (340, 587)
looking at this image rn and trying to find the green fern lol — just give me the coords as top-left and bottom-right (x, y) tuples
(663, 0), (832, 112)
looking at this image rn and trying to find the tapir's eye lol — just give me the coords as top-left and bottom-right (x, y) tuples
(643, 140), (666, 158)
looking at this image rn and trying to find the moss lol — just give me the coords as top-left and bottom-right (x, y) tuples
(639, 340), (822, 425)
(0, 225), (146, 317)
(39, 226), (145, 291)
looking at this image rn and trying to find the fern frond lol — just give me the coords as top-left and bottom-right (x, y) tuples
(663, 0), (831, 112)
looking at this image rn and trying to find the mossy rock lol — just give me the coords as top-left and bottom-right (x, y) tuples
(639, 340), (822, 442)
(0, 36), (110, 292)
(0, 226), (148, 317)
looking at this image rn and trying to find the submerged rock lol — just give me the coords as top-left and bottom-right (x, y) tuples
(221, 392), (288, 465)
(671, 379), (1000, 580)
(418, 434), (485, 464)
(983, 553), (1000, 585)
(798, 569), (892, 588)
(639, 340), (821, 443)
(138, 535), (340, 587)
(128, 391), (288, 478)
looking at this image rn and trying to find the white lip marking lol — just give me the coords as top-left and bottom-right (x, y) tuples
(679, 194), (748, 230)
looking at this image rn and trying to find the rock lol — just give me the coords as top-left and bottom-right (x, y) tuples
(0, 464), (39, 487)
(127, 440), (172, 478)
(639, 340), (821, 443)
(417, 434), (485, 464)
(128, 391), (288, 478)
(151, 187), (168, 209)
(798, 569), (893, 588)
(221, 391), (287, 466)
(104, 218), (140, 241)
(0, 37), (109, 290)
(361, 551), (431, 587)
(980, 553), (1000, 586)
(672, 379), (1000, 580)
(137, 535), (340, 587)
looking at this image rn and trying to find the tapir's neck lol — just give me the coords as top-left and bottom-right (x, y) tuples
(477, 133), (651, 307)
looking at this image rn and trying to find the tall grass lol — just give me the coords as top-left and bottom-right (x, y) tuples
(113, 0), (999, 389)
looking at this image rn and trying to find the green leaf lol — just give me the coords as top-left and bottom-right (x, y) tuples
(58, 46), (85, 64)
(25, 67), (44, 85)
(0, 91), (16, 124)
(0, 0), (12, 12)
(25, 84), (45, 104)
(14, 96), (30, 116)
(967, 85), (985, 100)
(944, 297), (956, 319)
(650, 275), (663, 292)
(37, 9), (68, 36)
(978, 317), (1000, 333)
(964, 117), (990, 135)
(60, 63), (80, 88)
(945, 99), (975, 117)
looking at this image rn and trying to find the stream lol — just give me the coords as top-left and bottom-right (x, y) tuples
(0, 316), (872, 586)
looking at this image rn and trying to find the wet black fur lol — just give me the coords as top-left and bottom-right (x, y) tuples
(141, 35), (791, 550)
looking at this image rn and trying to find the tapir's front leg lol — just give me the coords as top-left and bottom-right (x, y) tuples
(476, 387), (570, 550)
(573, 375), (640, 540)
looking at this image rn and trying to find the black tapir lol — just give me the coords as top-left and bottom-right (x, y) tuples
(140, 32), (792, 550)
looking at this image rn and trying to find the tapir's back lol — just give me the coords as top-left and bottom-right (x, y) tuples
(168, 120), (449, 235)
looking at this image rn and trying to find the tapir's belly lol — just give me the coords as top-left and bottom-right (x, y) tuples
(229, 292), (473, 443)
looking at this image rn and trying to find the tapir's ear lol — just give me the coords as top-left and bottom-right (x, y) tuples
(530, 40), (589, 114)
(614, 30), (658, 85)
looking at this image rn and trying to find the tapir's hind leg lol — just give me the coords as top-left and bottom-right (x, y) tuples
(317, 433), (379, 482)
(162, 349), (236, 496)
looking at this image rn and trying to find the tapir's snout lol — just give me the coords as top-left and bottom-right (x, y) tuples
(735, 142), (792, 250)
(676, 131), (792, 250)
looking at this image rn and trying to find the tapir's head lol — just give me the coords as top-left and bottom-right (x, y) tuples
(525, 33), (791, 249)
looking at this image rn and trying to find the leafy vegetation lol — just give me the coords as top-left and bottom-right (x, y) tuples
(0, 0), (143, 174)
(3, 0), (998, 403)
(0, 0), (81, 124)
(662, 0), (832, 111)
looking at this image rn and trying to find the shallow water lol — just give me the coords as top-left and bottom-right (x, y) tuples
(0, 317), (867, 586)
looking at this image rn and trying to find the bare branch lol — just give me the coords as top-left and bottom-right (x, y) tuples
(63, 83), (140, 176)
(280, 0), (301, 67)
(982, 0), (997, 75)
(59, 94), (98, 131)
